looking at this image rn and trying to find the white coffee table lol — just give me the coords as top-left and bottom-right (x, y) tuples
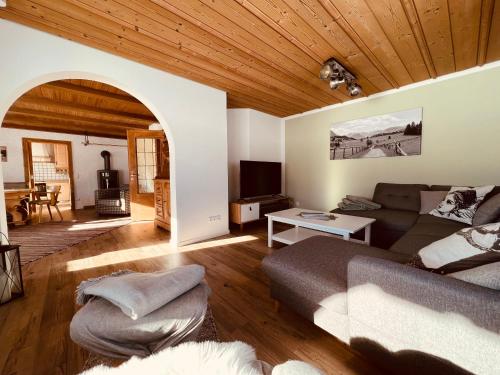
(265, 208), (375, 248)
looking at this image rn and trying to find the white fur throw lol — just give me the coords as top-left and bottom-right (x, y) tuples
(80, 341), (324, 375)
(80, 341), (263, 375)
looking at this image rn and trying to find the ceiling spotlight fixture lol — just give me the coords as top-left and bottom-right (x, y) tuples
(319, 58), (362, 97)
(329, 77), (345, 90)
(347, 82), (362, 97)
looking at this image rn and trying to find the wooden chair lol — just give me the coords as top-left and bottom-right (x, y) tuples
(30, 184), (63, 223)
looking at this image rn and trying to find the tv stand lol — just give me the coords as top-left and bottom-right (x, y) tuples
(230, 196), (291, 230)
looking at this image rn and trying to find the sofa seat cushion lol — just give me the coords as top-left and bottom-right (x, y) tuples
(414, 214), (468, 233)
(390, 215), (468, 256)
(373, 183), (429, 212)
(336, 209), (419, 232)
(262, 236), (410, 314)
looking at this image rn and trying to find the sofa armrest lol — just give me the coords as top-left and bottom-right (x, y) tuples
(347, 256), (500, 375)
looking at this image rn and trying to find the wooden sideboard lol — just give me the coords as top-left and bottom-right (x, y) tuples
(230, 196), (290, 230)
(154, 179), (170, 231)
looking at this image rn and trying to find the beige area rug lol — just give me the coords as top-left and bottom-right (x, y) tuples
(8, 217), (131, 266)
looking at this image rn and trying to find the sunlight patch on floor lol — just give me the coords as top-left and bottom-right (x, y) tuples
(65, 235), (259, 272)
(66, 219), (131, 231)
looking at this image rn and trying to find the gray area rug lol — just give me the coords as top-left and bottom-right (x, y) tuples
(8, 217), (131, 266)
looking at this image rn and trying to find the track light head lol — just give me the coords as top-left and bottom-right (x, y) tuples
(347, 82), (362, 97)
(329, 77), (345, 90)
(319, 64), (334, 80)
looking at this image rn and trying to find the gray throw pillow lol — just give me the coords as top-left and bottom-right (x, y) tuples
(449, 262), (500, 290)
(419, 191), (448, 214)
(473, 192), (500, 226)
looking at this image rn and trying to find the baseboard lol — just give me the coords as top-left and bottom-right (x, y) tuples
(176, 229), (230, 247)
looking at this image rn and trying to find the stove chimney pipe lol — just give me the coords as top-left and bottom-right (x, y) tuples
(101, 150), (111, 170)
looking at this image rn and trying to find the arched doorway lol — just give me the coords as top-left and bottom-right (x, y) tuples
(1, 78), (172, 241)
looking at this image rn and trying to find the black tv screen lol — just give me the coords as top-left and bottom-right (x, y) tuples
(240, 160), (281, 199)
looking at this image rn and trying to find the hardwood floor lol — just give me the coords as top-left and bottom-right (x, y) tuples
(0, 212), (380, 375)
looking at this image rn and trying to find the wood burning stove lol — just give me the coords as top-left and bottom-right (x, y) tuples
(97, 150), (119, 190)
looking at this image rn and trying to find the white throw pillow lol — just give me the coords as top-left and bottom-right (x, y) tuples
(417, 222), (500, 273)
(429, 185), (494, 224)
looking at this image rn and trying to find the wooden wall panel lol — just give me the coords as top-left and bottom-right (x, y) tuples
(0, 0), (499, 117)
(486, 0), (500, 62)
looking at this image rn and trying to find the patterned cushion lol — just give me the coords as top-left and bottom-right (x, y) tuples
(410, 222), (500, 275)
(429, 185), (494, 224)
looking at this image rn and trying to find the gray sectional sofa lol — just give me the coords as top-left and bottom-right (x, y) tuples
(262, 183), (500, 375)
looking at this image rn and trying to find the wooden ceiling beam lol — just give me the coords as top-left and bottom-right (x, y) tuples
(44, 81), (142, 105)
(3, 122), (126, 139)
(478, 0), (495, 64)
(8, 107), (148, 130)
(14, 96), (156, 125)
(448, 0), (482, 71)
(362, 0), (430, 82)
(25, 0), (318, 112)
(399, 0), (438, 78)
(3, 114), (130, 134)
(409, 0), (455, 75)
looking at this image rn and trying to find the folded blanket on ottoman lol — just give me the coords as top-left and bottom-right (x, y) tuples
(70, 265), (210, 359)
(76, 264), (205, 319)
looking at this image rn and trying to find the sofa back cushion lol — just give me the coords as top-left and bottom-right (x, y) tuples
(373, 183), (429, 212)
(431, 185), (500, 198)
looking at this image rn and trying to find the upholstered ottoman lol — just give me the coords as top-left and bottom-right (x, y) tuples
(70, 282), (210, 359)
(70, 265), (210, 359)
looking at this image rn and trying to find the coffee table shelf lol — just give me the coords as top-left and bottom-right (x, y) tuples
(272, 227), (336, 245)
(266, 208), (375, 248)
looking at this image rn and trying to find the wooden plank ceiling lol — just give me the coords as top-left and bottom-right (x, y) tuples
(1, 1), (500, 118)
(2, 79), (157, 139)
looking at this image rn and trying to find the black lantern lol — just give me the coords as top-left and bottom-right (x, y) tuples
(0, 232), (24, 305)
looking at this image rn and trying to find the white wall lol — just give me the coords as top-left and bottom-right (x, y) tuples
(284, 64), (500, 211)
(0, 128), (129, 209)
(227, 109), (283, 201)
(0, 20), (229, 245)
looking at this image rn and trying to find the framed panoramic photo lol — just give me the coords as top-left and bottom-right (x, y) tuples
(330, 108), (423, 160)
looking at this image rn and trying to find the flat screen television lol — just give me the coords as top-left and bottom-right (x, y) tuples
(240, 160), (281, 199)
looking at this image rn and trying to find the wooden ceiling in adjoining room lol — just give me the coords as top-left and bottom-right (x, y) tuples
(1, 1), (500, 118)
(2, 79), (157, 139)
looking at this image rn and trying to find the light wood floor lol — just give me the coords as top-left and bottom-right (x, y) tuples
(0, 211), (380, 375)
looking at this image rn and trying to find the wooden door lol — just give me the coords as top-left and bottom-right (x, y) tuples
(22, 138), (75, 210)
(127, 130), (165, 221)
